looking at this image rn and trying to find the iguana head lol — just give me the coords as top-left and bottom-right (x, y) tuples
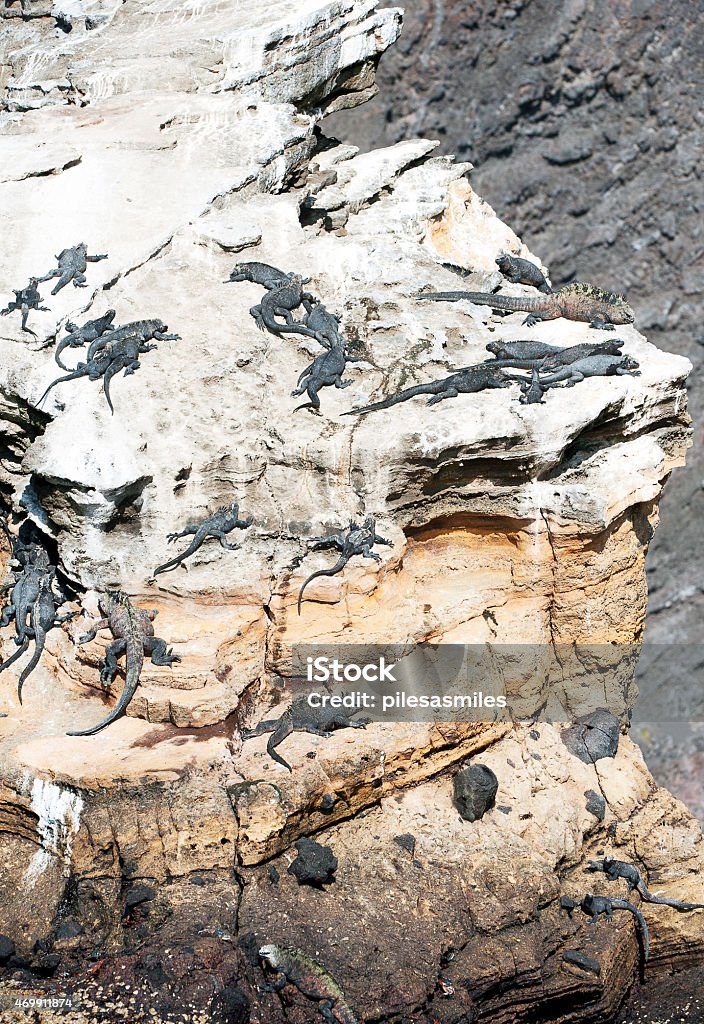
(76, 242), (88, 255)
(621, 355), (640, 370)
(99, 590), (128, 615)
(495, 253), (514, 269)
(362, 515), (376, 531)
(259, 944), (283, 968)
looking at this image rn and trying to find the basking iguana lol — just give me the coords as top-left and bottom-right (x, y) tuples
(38, 334), (158, 414)
(54, 310), (116, 369)
(297, 516), (392, 614)
(588, 858), (704, 911)
(503, 353), (640, 391)
(152, 502), (253, 577)
(300, 302), (345, 351)
(486, 338), (624, 369)
(259, 944), (358, 1024)
(581, 893), (650, 964)
(37, 243), (108, 295)
(418, 282), (635, 330)
(0, 278), (49, 336)
(343, 363), (512, 416)
(0, 546), (73, 698)
(225, 261), (295, 289)
(495, 253), (551, 294)
(85, 318), (178, 362)
(67, 591), (180, 736)
(292, 339), (368, 414)
(243, 696), (370, 772)
(250, 275), (322, 342)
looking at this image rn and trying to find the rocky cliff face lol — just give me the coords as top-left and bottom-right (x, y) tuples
(0, 3), (701, 1022)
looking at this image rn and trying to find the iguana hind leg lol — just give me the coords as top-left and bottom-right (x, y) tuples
(100, 638), (127, 685)
(145, 637), (180, 668)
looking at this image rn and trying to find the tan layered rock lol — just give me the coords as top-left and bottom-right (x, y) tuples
(0, 1), (700, 1021)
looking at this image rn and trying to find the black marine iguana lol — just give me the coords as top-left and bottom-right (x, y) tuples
(0, 279), (49, 336)
(297, 516), (392, 614)
(300, 302), (345, 350)
(152, 502), (253, 577)
(225, 261), (295, 289)
(243, 695), (370, 772)
(39, 334), (159, 414)
(0, 546), (73, 698)
(496, 253), (551, 294)
(67, 591), (180, 737)
(503, 353), (640, 391)
(38, 243), (108, 295)
(292, 336), (367, 413)
(581, 893), (650, 963)
(85, 318), (178, 362)
(250, 275), (322, 342)
(588, 857), (704, 911)
(342, 363), (512, 416)
(418, 282), (635, 330)
(486, 338), (624, 369)
(54, 310), (116, 369)
(259, 944), (358, 1024)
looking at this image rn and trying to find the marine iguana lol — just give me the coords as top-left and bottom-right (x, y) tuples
(38, 243), (108, 295)
(250, 275), (322, 342)
(588, 857), (704, 911)
(0, 279), (49, 336)
(496, 253), (551, 294)
(225, 261), (296, 289)
(85, 318), (178, 362)
(39, 334), (158, 413)
(518, 368), (546, 405)
(300, 302), (345, 350)
(259, 944), (358, 1024)
(342, 363), (512, 416)
(152, 502), (253, 577)
(16, 571), (75, 702)
(486, 338), (624, 370)
(503, 353), (640, 390)
(297, 516), (392, 614)
(54, 310), (116, 369)
(292, 340), (366, 413)
(418, 282), (635, 330)
(67, 591), (180, 737)
(243, 696), (370, 772)
(580, 893), (650, 963)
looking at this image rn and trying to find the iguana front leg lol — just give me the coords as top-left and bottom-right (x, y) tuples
(86, 254), (108, 263)
(427, 387), (459, 405)
(360, 545), (382, 562)
(589, 313), (616, 330)
(261, 972), (287, 993)
(100, 638), (127, 685)
(523, 311), (556, 327)
(78, 617), (110, 645)
(216, 532), (240, 551)
(374, 533), (393, 547)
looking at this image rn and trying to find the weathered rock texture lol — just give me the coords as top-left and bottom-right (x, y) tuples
(0, 2), (701, 1022)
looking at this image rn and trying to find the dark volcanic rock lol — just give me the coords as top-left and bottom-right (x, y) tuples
(563, 949), (602, 976)
(0, 934), (15, 963)
(453, 764), (498, 821)
(287, 837), (338, 887)
(585, 789), (607, 821)
(211, 985), (250, 1024)
(562, 710), (620, 764)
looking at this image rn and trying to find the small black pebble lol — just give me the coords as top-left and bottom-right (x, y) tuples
(497, 805), (512, 814)
(190, 875), (206, 886)
(268, 865), (280, 885)
(393, 833), (416, 855)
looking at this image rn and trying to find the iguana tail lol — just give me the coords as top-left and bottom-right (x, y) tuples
(266, 710), (295, 772)
(614, 900), (650, 962)
(17, 625), (46, 703)
(298, 556), (349, 614)
(342, 380), (445, 417)
(417, 291), (545, 312)
(153, 530), (206, 577)
(54, 336), (83, 371)
(37, 366), (89, 406)
(638, 886), (704, 911)
(67, 641), (143, 737)
(0, 636), (29, 676)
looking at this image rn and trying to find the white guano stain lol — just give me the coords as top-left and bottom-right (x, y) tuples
(23, 779), (84, 888)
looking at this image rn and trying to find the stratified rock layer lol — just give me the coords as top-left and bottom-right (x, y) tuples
(0, 2), (700, 1022)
